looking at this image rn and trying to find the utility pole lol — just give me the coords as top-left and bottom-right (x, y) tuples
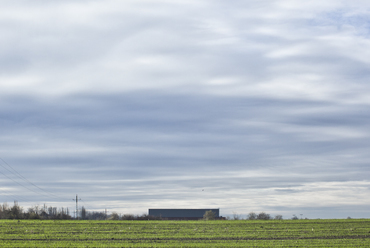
(73, 194), (81, 220)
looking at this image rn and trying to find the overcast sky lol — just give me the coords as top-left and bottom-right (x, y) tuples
(1, 0), (370, 219)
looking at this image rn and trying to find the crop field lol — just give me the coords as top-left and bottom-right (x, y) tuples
(0, 219), (369, 247)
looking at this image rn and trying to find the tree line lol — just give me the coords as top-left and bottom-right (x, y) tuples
(0, 203), (71, 220)
(229, 212), (307, 220)
(230, 212), (284, 220)
(0, 203), (161, 220)
(80, 207), (161, 220)
(0, 202), (297, 220)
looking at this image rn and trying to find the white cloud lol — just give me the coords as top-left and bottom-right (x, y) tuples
(1, 0), (370, 218)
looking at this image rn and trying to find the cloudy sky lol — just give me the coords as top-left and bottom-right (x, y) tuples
(1, 0), (370, 219)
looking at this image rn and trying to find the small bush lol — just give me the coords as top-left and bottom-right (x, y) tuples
(203, 210), (216, 220)
(274, 215), (283, 220)
(257, 212), (271, 220)
(247, 212), (257, 220)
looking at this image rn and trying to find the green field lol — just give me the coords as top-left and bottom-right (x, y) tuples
(0, 219), (369, 247)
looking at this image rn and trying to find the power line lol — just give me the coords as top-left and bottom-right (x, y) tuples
(0, 157), (67, 202)
(0, 186), (32, 203)
(0, 158), (62, 199)
(0, 167), (43, 196)
(80, 199), (94, 211)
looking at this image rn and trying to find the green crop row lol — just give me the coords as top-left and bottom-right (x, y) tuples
(0, 219), (369, 247)
(1, 238), (370, 247)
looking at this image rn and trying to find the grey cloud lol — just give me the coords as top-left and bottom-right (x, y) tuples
(1, 0), (370, 218)
(1, 91), (369, 180)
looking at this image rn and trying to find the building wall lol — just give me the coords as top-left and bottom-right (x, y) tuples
(148, 209), (220, 220)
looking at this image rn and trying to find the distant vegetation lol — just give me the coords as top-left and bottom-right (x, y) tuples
(203, 210), (216, 220)
(0, 202), (318, 221)
(0, 203), (160, 220)
(81, 206), (161, 220)
(231, 212), (285, 220)
(0, 203), (71, 220)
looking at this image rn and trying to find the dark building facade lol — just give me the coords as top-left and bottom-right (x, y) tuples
(148, 209), (220, 220)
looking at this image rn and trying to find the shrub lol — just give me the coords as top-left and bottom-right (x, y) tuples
(203, 210), (216, 220)
(257, 212), (271, 220)
(247, 212), (257, 220)
(274, 215), (283, 220)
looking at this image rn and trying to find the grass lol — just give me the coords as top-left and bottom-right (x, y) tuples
(0, 219), (369, 247)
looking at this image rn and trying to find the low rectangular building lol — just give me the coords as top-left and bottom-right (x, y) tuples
(148, 208), (220, 220)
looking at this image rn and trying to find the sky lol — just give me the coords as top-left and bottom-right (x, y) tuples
(0, 0), (370, 219)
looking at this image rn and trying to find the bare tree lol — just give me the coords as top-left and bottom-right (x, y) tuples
(274, 214), (283, 220)
(109, 212), (120, 220)
(121, 214), (135, 220)
(232, 211), (242, 220)
(257, 212), (271, 220)
(247, 212), (257, 220)
(10, 203), (23, 219)
(81, 207), (87, 220)
(0, 203), (10, 219)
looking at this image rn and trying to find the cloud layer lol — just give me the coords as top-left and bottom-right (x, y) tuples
(1, 0), (370, 219)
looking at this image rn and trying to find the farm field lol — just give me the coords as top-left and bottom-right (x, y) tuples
(0, 219), (369, 247)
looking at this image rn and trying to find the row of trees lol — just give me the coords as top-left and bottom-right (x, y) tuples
(0, 203), (159, 220)
(203, 211), (286, 221)
(231, 212), (284, 220)
(0, 202), (299, 221)
(0, 203), (71, 220)
(80, 207), (161, 220)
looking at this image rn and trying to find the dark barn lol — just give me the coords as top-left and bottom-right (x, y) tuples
(148, 209), (220, 220)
